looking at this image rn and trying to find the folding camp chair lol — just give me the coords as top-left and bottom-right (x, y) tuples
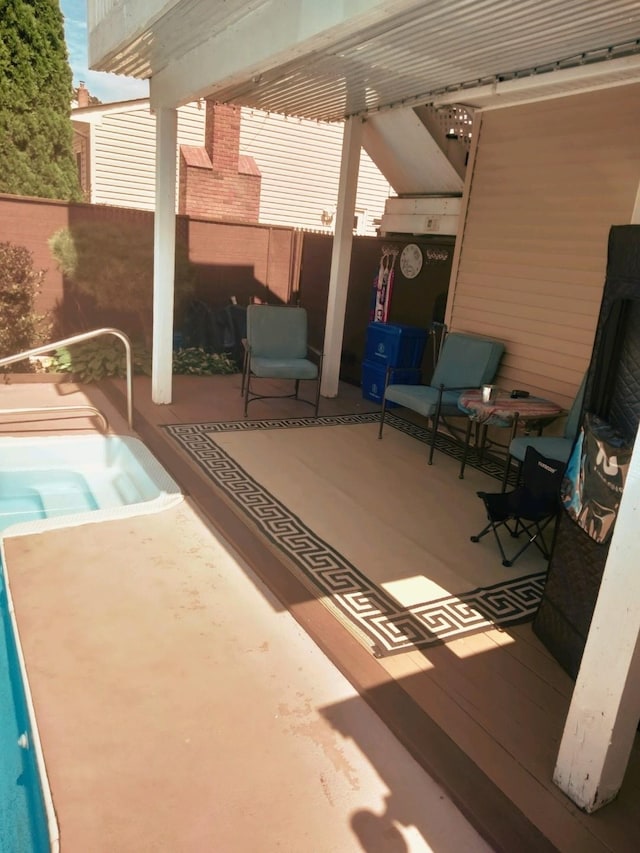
(502, 372), (587, 489)
(470, 446), (565, 567)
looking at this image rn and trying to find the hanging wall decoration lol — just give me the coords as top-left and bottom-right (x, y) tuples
(371, 245), (399, 323)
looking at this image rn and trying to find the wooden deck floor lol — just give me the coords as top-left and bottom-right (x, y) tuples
(4, 372), (640, 852)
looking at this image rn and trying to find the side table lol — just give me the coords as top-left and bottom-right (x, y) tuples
(457, 389), (564, 480)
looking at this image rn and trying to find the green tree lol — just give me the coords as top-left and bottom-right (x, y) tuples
(0, 0), (81, 200)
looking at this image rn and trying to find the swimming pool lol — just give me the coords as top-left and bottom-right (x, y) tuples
(0, 435), (182, 852)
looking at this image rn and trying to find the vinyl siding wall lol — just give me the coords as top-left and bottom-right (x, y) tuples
(450, 83), (640, 410)
(239, 110), (392, 233)
(90, 104), (392, 235)
(91, 103), (205, 209)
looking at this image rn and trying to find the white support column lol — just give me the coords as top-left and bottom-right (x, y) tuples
(151, 106), (178, 404)
(321, 116), (362, 398)
(554, 427), (640, 811)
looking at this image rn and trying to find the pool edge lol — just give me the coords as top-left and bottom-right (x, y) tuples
(0, 433), (184, 852)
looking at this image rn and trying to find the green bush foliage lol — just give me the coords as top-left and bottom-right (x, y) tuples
(48, 342), (238, 382)
(49, 222), (195, 346)
(49, 339), (152, 383)
(0, 1), (81, 200)
(0, 241), (50, 370)
(172, 348), (238, 375)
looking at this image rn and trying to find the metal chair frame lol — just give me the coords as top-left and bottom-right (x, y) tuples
(240, 305), (323, 417)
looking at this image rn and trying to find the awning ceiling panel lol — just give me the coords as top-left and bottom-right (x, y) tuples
(93, 0), (640, 120)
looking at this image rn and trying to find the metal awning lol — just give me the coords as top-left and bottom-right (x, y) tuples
(90, 0), (640, 119)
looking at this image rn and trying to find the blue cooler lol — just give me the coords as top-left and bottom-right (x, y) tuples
(364, 322), (428, 368)
(361, 359), (421, 406)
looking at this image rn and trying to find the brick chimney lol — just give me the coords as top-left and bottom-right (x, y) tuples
(204, 101), (241, 174)
(77, 81), (90, 108)
(179, 100), (261, 222)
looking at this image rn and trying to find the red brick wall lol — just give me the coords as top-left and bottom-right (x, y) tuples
(0, 194), (293, 337)
(179, 155), (217, 217)
(0, 194), (69, 317)
(180, 167), (261, 223)
(185, 218), (294, 306)
(0, 193), (384, 372)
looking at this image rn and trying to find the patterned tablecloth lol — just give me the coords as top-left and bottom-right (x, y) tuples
(458, 389), (564, 429)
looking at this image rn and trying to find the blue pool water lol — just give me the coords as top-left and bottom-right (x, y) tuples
(1, 506), (50, 852)
(0, 436), (182, 852)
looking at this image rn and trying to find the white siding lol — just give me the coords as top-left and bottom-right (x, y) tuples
(89, 102), (392, 234)
(240, 109), (392, 234)
(450, 83), (640, 410)
(91, 103), (206, 209)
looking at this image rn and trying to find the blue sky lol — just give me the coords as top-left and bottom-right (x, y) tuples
(60, 0), (149, 103)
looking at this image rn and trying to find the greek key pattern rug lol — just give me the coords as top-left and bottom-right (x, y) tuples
(164, 413), (545, 656)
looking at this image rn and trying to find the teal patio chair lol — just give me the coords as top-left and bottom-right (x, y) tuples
(502, 372), (587, 488)
(378, 331), (505, 464)
(242, 305), (323, 417)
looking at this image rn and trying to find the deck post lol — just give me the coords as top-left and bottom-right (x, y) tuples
(321, 116), (362, 398)
(554, 426), (640, 811)
(151, 105), (178, 405)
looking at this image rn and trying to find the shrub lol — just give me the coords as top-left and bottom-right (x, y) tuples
(49, 339), (152, 382)
(47, 342), (238, 382)
(0, 241), (51, 371)
(172, 347), (238, 375)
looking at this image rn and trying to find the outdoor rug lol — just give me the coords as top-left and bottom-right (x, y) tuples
(164, 412), (547, 656)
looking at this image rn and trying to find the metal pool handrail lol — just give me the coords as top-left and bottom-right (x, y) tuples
(0, 404), (109, 432)
(0, 327), (134, 429)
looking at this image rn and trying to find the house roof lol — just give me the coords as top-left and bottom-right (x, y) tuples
(89, 0), (640, 120)
(71, 97), (151, 122)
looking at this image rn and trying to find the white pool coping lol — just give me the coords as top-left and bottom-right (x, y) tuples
(0, 434), (183, 538)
